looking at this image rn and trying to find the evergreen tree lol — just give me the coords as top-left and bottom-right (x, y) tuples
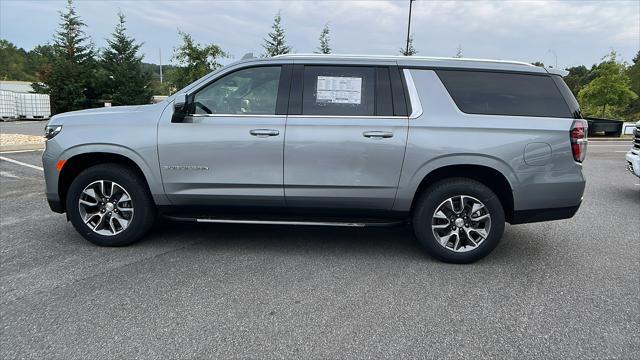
(37, 0), (96, 113)
(316, 24), (331, 54)
(102, 11), (152, 105)
(400, 34), (417, 56)
(262, 12), (291, 57)
(170, 30), (226, 90)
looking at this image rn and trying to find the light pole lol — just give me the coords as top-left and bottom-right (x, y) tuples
(547, 49), (558, 68)
(405, 0), (415, 54)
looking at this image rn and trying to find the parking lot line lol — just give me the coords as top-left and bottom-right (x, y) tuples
(0, 149), (43, 154)
(0, 156), (43, 171)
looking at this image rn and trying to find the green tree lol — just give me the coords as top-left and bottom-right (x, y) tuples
(624, 51), (640, 120)
(563, 65), (597, 96)
(36, 0), (96, 113)
(0, 40), (34, 81)
(578, 51), (638, 118)
(531, 61), (545, 67)
(262, 12), (291, 57)
(170, 30), (227, 90)
(102, 11), (152, 105)
(316, 24), (331, 54)
(400, 34), (417, 56)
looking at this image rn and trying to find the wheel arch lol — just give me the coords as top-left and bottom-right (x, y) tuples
(409, 164), (515, 223)
(57, 148), (159, 213)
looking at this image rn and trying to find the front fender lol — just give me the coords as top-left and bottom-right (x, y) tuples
(46, 142), (169, 205)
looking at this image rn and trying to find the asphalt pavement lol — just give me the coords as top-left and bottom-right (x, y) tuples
(0, 143), (638, 359)
(0, 120), (48, 137)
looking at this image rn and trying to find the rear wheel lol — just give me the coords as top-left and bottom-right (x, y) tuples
(412, 178), (505, 263)
(66, 163), (155, 246)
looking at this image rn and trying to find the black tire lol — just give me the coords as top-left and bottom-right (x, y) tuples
(66, 163), (156, 246)
(412, 178), (505, 263)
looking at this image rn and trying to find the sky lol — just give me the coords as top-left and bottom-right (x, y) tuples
(1, 0), (638, 69)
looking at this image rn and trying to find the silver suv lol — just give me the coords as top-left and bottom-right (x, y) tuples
(42, 55), (587, 263)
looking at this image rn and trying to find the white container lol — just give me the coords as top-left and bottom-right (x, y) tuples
(623, 122), (637, 135)
(0, 90), (17, 120)
(15, 93), (51, 119)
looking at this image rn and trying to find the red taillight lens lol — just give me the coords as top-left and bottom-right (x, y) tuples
(570, 120), (588, 162)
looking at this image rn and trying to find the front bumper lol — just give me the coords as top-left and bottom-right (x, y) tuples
(626, 150), (640, 177)
(43, 140), (64, 213)
(47, 198), (64, 213)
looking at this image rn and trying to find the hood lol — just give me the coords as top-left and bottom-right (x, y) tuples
(47, 103), (163, 125)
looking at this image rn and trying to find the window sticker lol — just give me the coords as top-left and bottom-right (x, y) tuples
(316, 76), (362, 104)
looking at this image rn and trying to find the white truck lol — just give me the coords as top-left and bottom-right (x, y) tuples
(626, 121), (640, 177)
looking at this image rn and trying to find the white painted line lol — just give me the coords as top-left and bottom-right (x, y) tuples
(0, 156), (43, 171)
(589, 144), (631, 147)
(0, 149), (43, 154)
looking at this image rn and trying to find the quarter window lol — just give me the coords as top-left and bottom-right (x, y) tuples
(436, 70), (572, 118)
(192, 66), (281, 115)
(302, 66), (375, 116)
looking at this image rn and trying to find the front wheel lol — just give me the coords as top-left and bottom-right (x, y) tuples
(412, 178), (505, 263)
(66, 163), (156, 246)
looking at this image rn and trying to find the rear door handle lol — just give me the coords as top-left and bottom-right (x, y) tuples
(363, 131), (393, 139)
(250, 129), (280, 137)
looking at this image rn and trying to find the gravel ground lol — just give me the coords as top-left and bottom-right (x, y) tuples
(0, 145), (638, 359)
(0, 133), (44, 146)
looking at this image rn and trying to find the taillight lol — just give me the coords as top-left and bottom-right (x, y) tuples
(570, 120), (588, 162)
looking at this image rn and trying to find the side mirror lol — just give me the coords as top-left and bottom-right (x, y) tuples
(174, 93), (188, 112)
(172, 93), (189, 123)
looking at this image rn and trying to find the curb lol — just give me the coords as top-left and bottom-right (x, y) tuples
(0, 144), (45, 152)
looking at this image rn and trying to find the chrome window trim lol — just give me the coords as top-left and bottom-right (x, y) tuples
(190, 114), (406, 119)
(288, 115), (406, 119)
(403, 69), (423, 119)
(190, 114), (283, 118)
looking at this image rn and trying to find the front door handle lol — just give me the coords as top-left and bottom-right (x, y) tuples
(363, 131), (393, 139)
(250, 129), (280, 137)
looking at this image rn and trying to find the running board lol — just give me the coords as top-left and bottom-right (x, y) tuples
(163, 215), (406, 227)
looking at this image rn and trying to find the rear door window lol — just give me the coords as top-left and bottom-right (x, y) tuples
(436, 70), (572, 118)
(302, 66), (376, 116)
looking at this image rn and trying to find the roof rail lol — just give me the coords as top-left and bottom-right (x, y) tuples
(545, 67), (570, 77)
(272, 53), (536, 67)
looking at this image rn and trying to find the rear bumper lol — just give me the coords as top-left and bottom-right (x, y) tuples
(626, 150), (640, 177)
(510, 202), (582, 225)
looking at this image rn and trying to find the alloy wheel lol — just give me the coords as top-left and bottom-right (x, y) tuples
(431, 195), (491, 252)
(78, 180), (134, 236)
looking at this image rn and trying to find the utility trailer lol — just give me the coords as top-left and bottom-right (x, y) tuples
(585, 117), (623, 137)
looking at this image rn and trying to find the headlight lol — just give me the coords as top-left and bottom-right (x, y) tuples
(44, 125), (62, 140)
